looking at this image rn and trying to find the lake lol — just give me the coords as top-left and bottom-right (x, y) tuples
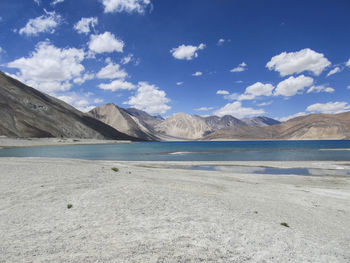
(1, 140), (350, 161)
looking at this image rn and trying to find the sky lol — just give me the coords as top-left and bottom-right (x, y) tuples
(0, 0), (350, 120)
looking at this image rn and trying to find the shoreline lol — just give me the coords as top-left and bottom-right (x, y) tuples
(0, 137), (133, 148)
(1, 157), (349, 262)
(1, 137), (349, 149)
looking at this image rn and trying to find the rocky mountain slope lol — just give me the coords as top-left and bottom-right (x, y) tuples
(89, 104), (158, 140)
(204, 112), (350, 140)
(0, 72), (138, 140)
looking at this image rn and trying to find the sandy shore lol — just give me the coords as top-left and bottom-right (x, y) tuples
(0, 158), (350, 262)
(0, 137), (132, 148)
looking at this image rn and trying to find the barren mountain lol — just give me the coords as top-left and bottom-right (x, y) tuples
(154, 113), (209, 140)
(242, 116), (281, 127)
(0, 72), (138, 140)
(154, 113), (250, 140)
(89, 104), (158, 140)
(204, 112), (350, 140)
(265, 112), (350, 140)
(125, 108), (164, 132)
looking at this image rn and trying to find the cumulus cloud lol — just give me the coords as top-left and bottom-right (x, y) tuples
(74, 17), (98, 34)
(306, 85), (334, 94)
(73, 73), (95, 85)
(214, 101), (264, 118)
(238, 82), (274, 101)
(346, 59), (350, 67)
(230, 62), (247, 73)
(192, 71), (202, 76)
(121, 54), (134, 64)
(266, 48), (331, 76)
(216, 90), (229, 95)
(195, 107), (214, 111)
(258, 101), (272, 107)
(306, 102), (350, 114)
(19, 10), (61, 36)
(326, 67), (341, 77)
(176, 82), (183, 86)
(89, 32), (124, 53)
(217, 39), (225, 46)
(274, 75), (313, 97)
(101, 0), (151, 13)
(57, 92), (99, 112)
(98, 79), (136, 91)
(34, 0), (40, 5)
(170, 43), (206, 60)
(7, 41), (85, 93)
(124, 82), (170, 114)
(96, 59), (127, 79)
(52, 0), (64, 5)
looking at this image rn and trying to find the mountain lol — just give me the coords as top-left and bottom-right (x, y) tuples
(265, 112), (350, 140)
(89, 104), (158, 141)
(0, 72), (138, 140)
(154, 113), (249, 140)
(242, 116), (281, 127)
(203, 112), (350, 140)
(125, 108), (164, 132)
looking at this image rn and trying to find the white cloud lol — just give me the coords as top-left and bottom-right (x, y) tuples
(230, 62), (247, 72)
(326, 67), (341, 77)
(217, 39), (225, 46)
(124, 82), (170, 114)
(19, 10), (61, 36)
(274, 75), (314, 97)
(195, 107), (214, 111)
(347, 85), (350, 90)
(266, 48), (331, 76)
(238, 82), (274, 101)
(224, 93), (239, 101)
(306, 85), (334, 94)
(73, 73), (95, 85)
(121, 54), (133, 64)
(89, 32), (124, 54)
(279, 112), (307, 122)
(216, 90), (229, 95)
(52, 0), (64, 5)
(236, 80), (243, 83)
(170, 43), (206, 60)
(57, 92), (97, 112)
(7, 41), (85, 93)
(96, 59), (127, 79)
(94, 98), (104, 104)
(346, 59), (350, 67)
(214, 101), (264, 118)
(34, 0), (40, 5)
(176, 82), (183, 86)
(74, 17), (98, 34)
(306, 102), (350, 114)
(101, 0), (151, 13)
(98, 79), (136, 91)
(192, 71), (202, 76)
(258, 101), (272, 106)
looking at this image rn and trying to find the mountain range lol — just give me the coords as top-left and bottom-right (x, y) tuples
(1, 71), (350, 141)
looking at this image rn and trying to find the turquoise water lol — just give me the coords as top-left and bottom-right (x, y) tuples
(1, 140), (350, 161)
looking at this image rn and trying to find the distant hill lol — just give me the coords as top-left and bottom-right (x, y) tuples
(242, 116), (281, 127)
(203, 112), (350, 140)
(89, 104), (158, 141)
(0, 72), (138, 141)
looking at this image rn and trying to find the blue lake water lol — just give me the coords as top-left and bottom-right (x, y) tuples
(0, 140), (350, 161)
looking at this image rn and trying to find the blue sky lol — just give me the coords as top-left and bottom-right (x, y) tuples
(0, 0), (349, 120)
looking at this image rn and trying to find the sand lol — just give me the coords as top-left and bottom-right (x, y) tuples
(0, 158), (350, 262)
(0, 137), (132, 148)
